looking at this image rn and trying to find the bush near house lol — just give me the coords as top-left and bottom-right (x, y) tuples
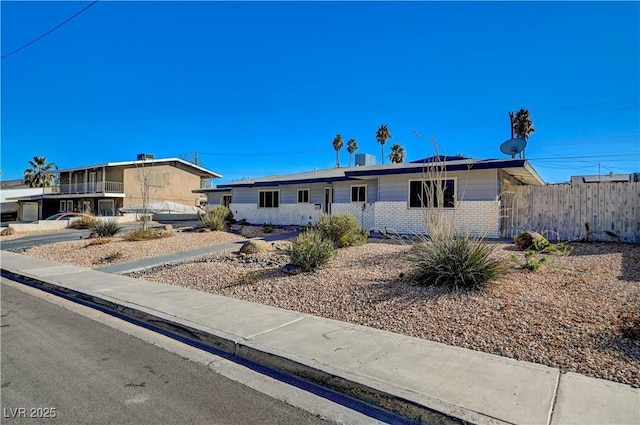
(315, 213), (367, 248)
(201, 206), (231, 231)
(290, 229), (335, 272)
(409, 234), (506, 291)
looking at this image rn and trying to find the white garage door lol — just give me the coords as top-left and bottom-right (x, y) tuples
(21, 202), (39, 222)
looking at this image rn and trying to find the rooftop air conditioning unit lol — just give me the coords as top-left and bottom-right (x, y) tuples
(137, 153), (155, 160)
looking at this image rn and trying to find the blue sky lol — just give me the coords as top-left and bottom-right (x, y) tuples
(2, 1), (638, 185)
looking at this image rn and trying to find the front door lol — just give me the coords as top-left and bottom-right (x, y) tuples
(323, 187), (333, 214)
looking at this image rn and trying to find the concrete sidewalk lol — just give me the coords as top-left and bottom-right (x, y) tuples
(2, 250), (638, 425)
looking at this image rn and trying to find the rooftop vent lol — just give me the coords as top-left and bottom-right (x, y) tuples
(137, 153), (155, 160)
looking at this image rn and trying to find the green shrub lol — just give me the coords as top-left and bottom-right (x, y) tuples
(315, 213), (367, 248)
(70, 215), (98, 229)
(91, 219), (122, 237)
(201, 206), (231, 231)
(290, 229), (335, 272)
(408, 234), (506, 290)
(122, 229), (172, 241)
(262, 222), (275, 233)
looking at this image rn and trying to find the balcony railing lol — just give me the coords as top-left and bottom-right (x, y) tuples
(51, 181), (124, 195)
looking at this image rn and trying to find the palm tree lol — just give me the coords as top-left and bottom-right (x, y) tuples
(512, 108), (535, 141)
(23, 156), (57, 188)
(375, 124), (392, 164)
(332, 134), (344, 168)
(346, 138), (358, 167)
(388, 144), (406, 163)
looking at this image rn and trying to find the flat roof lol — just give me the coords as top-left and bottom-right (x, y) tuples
(200, 157), (544, 191)
(53, 157), (222, 179)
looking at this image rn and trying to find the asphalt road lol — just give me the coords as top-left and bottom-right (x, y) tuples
(0, 280), (333, 425)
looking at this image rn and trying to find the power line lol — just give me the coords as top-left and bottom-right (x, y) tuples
(1, 0), (99, 60)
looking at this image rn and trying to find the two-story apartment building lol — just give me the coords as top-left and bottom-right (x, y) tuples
(13, 155), (222, 221)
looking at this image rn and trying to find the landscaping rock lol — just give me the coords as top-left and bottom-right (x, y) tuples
(196, 227), (211, 233)
(163, 224), (173, 231)
(515, 231), (549, 251)
(0, 226), (15, 236)
(239, 240), (272, 254)
(88, 232), (99, 239)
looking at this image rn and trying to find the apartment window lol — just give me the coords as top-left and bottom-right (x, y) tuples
(259, 190), (279, 208)
(147, 171), (164, 187)
(351, 185), (367, 203)
(297, 189), (310, 203)
(60, 201), (66, 212)
(409, 179), (455, 208)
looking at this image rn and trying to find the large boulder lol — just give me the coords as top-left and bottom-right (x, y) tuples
(239, 240), (272, 254)
(515, 231), (549, 251)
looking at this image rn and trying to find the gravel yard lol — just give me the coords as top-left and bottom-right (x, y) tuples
(8, 228), (640, 387)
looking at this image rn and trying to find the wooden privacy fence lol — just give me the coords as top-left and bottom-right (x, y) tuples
(500, 181), (640, 243)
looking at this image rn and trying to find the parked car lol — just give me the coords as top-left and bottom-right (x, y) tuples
(45, 212), (90, 221)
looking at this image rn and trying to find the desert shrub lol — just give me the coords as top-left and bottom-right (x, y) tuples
(86, 237), (112, 246)
(69, 215), (98, 229)
(92, 219), (122, 237)
(299, 222), (314, 233)
(201, 206), (231, 231)
(521, 250), (547, 271)
(315, 213), (367, 248)
(290, 229), (335, 272)
(122, 229), (172, 241)
(262, 223), (275, 233)
(408, 234), (506, 290)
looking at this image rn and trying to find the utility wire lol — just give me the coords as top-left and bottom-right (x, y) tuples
(2, 0), (99, 60)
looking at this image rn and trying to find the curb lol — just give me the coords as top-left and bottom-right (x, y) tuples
(1, 267), (472, 425)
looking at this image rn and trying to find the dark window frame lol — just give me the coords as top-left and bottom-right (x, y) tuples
(350, 185), (367, 203)
(408, 179), (455, 209)
(297, 189), (310, 203)
(258, 190), (280, 208)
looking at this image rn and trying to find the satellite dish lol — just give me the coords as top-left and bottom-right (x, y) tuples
(500, 138), (527, 158)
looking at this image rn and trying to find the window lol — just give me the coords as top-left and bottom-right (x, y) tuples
(297, 189), (310, 203)
(60, 201), (66, 212)
(259, 190), (279, 208)
(222, 195), (232, 208)
(147, 171), (164, 187)
(409, 179), (455, 208)
(351, 185), (367, 203)
(98, 200), (115, 216)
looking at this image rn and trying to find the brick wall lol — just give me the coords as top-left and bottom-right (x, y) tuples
(373, 201), (500, 238)
(231, 201), (500, 237)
